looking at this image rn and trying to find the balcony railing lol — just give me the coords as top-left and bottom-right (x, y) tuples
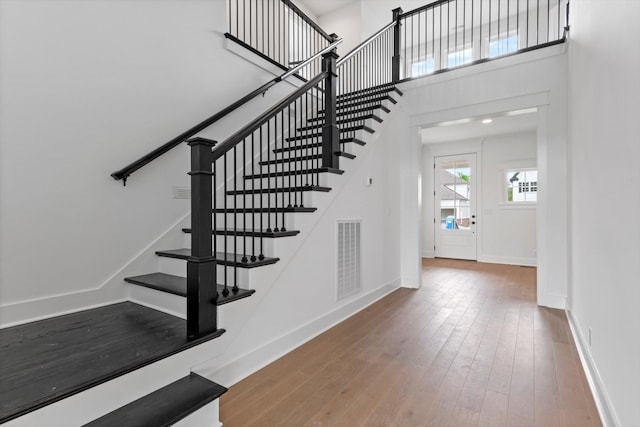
(227, 0), (335, 80)
(395, 0), (569, 80)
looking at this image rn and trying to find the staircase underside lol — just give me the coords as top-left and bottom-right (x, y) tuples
(0, 302), (224, 423)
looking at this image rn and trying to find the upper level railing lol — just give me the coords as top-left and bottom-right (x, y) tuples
(395, 0), (569, 80)
(227, 0), (334, 80)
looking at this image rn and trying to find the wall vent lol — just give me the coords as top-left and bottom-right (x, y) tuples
(336, 220), (362, 301)
(172, 185), (191, 199)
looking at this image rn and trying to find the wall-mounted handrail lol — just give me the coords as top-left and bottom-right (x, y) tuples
(111, 39), (341, 185)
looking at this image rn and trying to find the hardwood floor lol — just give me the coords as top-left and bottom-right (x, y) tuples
(219, 259), (601, 426)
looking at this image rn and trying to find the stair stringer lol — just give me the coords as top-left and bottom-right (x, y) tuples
(191, 99), (410, 388)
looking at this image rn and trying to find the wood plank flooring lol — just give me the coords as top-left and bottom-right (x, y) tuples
(219, 258), (601, 426)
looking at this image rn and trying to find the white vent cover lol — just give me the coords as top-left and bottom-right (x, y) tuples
(336, 220), (362, 301)
(172, 185), (191, 199)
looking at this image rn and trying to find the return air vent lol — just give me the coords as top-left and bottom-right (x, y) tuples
(173, 185), (191, 199)
(336, 220), (362, 301)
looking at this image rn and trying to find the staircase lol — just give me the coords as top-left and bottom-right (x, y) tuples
(0, 0), (569, 423)
(124, 82), (404, 313)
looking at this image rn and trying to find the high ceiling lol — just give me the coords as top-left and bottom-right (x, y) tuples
(296, 0), (359, 17)
(421, 109), (538, 144)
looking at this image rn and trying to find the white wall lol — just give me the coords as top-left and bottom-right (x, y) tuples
(318, 2), (362, 56)
(566, 1), (640, 426)
(480, 131), (537, 265)
(421, 131), (537, 266)
(0, 0), (303, 323)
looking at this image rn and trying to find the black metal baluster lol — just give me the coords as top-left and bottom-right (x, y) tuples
(242, 138), (248, 263)
(213, 160), (217, 258)
(251, 132), (256, 262)
(233, 142), (239, 294)
(273, 115), (279, 233)
(223, 152), (229, 297)
(280, 110), (286, 231)
(259, 126), (264, 259)
(285, 105), (291, 208)
(266, 120), (272, 232)
(233, 144), (238, 291)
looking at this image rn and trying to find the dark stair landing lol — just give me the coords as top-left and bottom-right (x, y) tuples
(83, 372), (226, 427)
(0, 302), (224, 423)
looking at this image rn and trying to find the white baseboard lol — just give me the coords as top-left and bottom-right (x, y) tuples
(565, 309), (620, 427)
(478, 254), (536, 267)
(201, 279), (401, 387)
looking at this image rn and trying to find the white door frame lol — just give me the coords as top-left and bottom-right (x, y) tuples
(403, 92), (567, 309)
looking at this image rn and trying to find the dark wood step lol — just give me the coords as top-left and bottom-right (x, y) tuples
(213, 206), (317, 213)
(335, 94), (398, 110)
(0, 302), (224, 423)
(244, 167), (344, 180)
(273, 137), (366, 154)
(155, 248), (278, 268)
(318, 102), (391, 117)
(226, 185), (331, 195)
(308, 108), (388, 123)
(337, 84), (403, 101)
(125, 272), (255, 304)
(296, 113), (383, 132)
(83, 373), (227, 427)
(285, 125), (374, 143)
(182, 228), (300, 238)
(259, 152), (355, 166)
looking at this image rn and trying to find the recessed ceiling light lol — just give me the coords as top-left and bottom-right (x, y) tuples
(482, 118), (493, 124)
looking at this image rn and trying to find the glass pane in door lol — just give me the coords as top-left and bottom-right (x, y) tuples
(438, 159), (471, 231)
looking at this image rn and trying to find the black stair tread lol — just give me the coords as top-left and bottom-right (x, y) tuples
(83, 373), (227, 427)
(308, 109), (387, 123)
(213, 206), (317, 213)
(337, 84), (403, 100)
(285, 125), (374, 142)
(155, 249), (278, 268)
(273, 137), (366, 153)
(336, 94), (398, 109)
(297, 113), (383, 131)
(259, 152), (355, 165)
(245, 167), (344, 179)
(124, 272), (256, 304)
(0, 302), (225, 423)
(226, 185), (331, 195)
(182, 228), (301, 238)
(318, 103), (391, 116)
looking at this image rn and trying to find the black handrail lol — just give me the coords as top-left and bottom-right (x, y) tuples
(212, 72), (328, 162)
(111, 39), (341, 185)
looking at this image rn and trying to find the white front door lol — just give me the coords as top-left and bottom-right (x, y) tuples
(434, 154), (477, 260)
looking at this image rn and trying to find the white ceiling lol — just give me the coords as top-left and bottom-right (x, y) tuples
(296, 0), (359, 17)
(421, 109), (538, 144)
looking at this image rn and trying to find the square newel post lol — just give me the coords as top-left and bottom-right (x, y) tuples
(392, 7), (404, 83)
(322, 43), (340, 170)
(187, 138), (217, 339)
